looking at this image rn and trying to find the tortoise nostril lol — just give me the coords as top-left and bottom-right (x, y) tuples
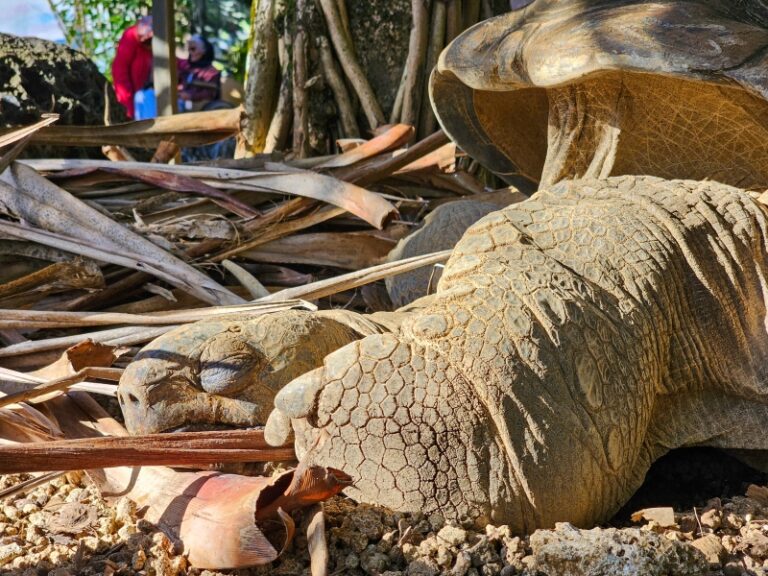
(119, 392), (141, 407)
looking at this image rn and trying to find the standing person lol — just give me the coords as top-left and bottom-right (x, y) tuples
(111, 15), (154, 119)
(177, 35), (220, 112)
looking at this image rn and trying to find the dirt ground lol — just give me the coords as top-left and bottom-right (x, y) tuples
(2, 455), (768, 576)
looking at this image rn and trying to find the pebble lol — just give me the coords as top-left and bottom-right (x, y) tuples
(451, 550), (472, 576)
(486, 524), (511, 541)
(723, 534), (740, 553)
(418, 536), (438, 557)
(0, 542), (23, 566)
(115, 498), (136, 526)
(700, 508), (722, 530)
(428, 513), (445, 532)
(117, 523), (138, 540)
(691, 533), (725, 565)
(345, 552), (360, 569)
(132, 548), (147, 571)
(723, 559), (745, 576)
(725, 511), (745, 530)
(435, 545), (453, 568)
(437, 525), (468, 547)
(350, 506), (387, 540)
(406, 557), (440, 576)
(20, 503), (38, 515)
(27, 512), (46, 528)
(361, 548), (391, 574)
(4, 469), (768, 576)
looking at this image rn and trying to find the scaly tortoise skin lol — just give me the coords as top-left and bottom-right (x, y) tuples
(386, 200), (502, 308)
(431, 0), (768, 189)
(264, 176), (768, 530)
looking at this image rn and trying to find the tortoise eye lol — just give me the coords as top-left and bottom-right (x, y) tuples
(198, 334), (267, 396)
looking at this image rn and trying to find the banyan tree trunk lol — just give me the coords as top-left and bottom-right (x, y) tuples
(236, 0), (511, 159)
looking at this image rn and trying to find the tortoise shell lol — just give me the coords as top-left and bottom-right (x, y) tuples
(431, 1), (768, 189)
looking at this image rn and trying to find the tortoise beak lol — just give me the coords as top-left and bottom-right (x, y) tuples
(117, 359), (196, 435)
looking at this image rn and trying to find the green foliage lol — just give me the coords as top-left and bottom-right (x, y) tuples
(47, 0), (251, 82)
(199, 0), (251, 81)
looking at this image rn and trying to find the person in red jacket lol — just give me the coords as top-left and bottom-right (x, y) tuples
(111, 16), (153, 119)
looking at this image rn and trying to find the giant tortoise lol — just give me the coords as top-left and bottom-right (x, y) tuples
(118, 1), (768, 532)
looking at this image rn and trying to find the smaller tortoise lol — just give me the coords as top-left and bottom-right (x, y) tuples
(431, 0), (768, 189)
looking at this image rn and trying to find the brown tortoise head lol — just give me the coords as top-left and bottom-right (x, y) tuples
(118, 311), (365, 435)
(431, 0), (768, 189)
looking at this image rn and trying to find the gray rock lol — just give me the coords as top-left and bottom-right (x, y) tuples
(361, 547), (391, 575)
(0, 33), (125, 158)
(406, 557), (440, 576)
(529, 523), (708, 576)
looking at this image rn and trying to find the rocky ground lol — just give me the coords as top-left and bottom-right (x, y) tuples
(2, 468), (768, 576)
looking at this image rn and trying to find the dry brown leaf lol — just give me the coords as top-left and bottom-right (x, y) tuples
(94, 465), (351, 569)
(0, 403), (62, 444)
(331, 129), (449, 186)
(0, 299), (315, 331)
(259, 249), (451, 302)
(0, 114), (61, 174)
(0, 365), (122, 409)
(47, 502), (99, 535)
(315, 124), (414, 169)
(395, 142), (457, 175)
(0, 162), (243, 306)
(0, 115), (60, 150)
(307, 504), (329, 576)
(24, 159), (398, 229)
(151, 139), (179, 163)
(40, 394), (347, 570)
(101, 144), (136, 162)
(138, 216), (236, 241)
(240, 231), (395, 270)
(0, 258), (103, 308)
(16, 341), (124, 403)
(0, 376), (64, 445)
(11, 107), (241, 148)
(99, 166), (260, 218)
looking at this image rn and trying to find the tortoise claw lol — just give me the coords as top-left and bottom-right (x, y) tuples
(265, 408), (293, 446)
(274, 367), (326, 419)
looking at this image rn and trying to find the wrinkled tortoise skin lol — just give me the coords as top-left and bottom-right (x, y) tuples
(267, 176), (768, 531)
